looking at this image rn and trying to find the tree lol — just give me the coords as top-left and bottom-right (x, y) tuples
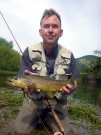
(0, 37), (21, 71)
(0, 37), (13, 48)
(79, 50), (101, 73)
(92, 50), (101, 73)
(93, 50), (101, 57)
(79, 58), (96, 72)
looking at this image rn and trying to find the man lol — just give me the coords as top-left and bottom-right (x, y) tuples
(12, 9), (79, 135)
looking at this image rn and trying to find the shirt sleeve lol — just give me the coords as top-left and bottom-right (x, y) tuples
(70, 53), (79, 79)
(18, 47), (33, 75)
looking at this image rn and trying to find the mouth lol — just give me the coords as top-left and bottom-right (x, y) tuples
(46, 35), (55, 39)
(6, 79), (12, 83)
(6, 79), (14, 86)
(6, 78), (16, 84)
(46, 37), (54, 40)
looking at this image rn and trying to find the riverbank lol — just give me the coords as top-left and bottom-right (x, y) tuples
(0, 87), (101, 135)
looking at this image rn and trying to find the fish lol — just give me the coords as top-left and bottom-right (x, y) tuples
(6, 74), (74, 98)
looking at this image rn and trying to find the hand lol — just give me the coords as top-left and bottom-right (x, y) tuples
(19, 70), (41, 94)
(59, 83), (76, 94)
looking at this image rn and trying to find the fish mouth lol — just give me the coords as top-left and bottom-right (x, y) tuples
(6, 78), (15, 85)
(6, 79), (12, 83)
(6, 78), (12, 82)
(7, 76), (18, 82)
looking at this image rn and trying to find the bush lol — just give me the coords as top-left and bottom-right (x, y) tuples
(0, 45), (21, 71)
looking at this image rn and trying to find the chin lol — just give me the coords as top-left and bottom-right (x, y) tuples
(46, 40), (57, 45)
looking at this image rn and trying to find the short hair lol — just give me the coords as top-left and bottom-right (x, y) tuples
(40, 9), (61, 27)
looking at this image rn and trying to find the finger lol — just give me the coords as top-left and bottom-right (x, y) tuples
(29, 88), (34, 94)
(33, 88), (41, 93)
(62, 87), (70, 94)
(24, 87), (29, 93)
(24, 70), (32, 75)
(37, 89), (41, 92)
(59, 88), (64, 93)
(66, 84), (73, 89)
(67, 84), (76, 91)
(29, 88), (41, 93)
(24, 70), (37, 75)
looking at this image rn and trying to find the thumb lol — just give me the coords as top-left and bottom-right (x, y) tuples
(24, 70), (37, 75)
(24, 70), (32, 75)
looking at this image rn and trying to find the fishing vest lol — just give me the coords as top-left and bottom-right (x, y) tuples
(28, 42), (72, 100)
(28, 42), (71, 79)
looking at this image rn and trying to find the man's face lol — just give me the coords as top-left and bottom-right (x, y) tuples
(39, 15), (63, 45)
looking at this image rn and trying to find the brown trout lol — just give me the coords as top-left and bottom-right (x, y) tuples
(7, 74), (74, 98)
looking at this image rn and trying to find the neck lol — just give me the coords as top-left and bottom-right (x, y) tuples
(43, 43), (58, 55)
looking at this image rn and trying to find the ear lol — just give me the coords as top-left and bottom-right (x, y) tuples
(60, 29), (63, 37)
(39, 29), (42, 37)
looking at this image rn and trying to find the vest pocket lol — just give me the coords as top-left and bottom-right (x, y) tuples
(32, 61), (42, 73)
(31, 51), (42, 73)
(56, 61), (70, 75)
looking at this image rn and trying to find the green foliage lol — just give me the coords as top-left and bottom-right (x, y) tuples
(0, 70), (17, 76)
(0, 37), (21, 71)
(0, 44), (21, 71)
(76, 52), (101, 82)
(76, 55), (98, 73)
(0, 37), (13, 48)
(0, 70), (18, 87)
(93, 50), (101, 57)
(77, 51), (101, 74)
(68, 100), (101, 126)
(0, 90), (24, 119)
(79, 73), (88, 81)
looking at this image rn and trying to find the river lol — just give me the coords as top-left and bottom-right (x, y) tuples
(71, 81), (101, 107)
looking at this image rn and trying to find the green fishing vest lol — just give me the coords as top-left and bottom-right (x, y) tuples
(28, 42), (72, 100)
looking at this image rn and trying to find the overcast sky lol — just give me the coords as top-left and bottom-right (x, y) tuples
(0, 0), (101, 58)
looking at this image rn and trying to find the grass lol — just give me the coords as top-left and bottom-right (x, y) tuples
(0, 89), (23, 120)
(68, 99), (101, 128)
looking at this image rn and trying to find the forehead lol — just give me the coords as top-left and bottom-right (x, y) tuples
(41, 15), (61, 26)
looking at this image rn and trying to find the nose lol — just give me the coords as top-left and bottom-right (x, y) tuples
(48, 26), (53, 32)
